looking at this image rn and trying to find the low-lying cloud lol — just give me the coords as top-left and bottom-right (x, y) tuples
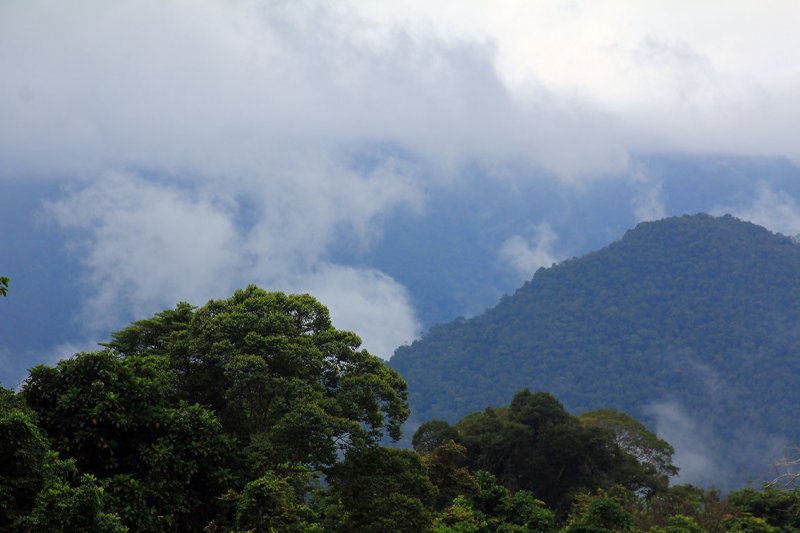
(630, 164), (667, 222)
(46, 169), (421, 359)
(645, 400), (720, 487)
(500, 223), (560, 280)
(713, 185), (800, 238)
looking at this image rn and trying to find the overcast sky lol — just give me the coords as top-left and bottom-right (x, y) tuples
(2, 0), (800, 373)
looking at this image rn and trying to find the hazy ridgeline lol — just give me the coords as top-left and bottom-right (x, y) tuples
(392, 214), (800, 489)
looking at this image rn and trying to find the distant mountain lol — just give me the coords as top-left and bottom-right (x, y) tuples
(390, 214), (800, 488)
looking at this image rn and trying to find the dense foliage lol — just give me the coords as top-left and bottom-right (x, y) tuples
(415, 389), (675, 518)
(5, 287), (410, 532)
(390, 214), (800, 486)
(0, 386), (126, 531)
(3, 366), (800, 532)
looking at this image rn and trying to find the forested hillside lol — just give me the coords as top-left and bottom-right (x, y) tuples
(390, 214), (800, 487)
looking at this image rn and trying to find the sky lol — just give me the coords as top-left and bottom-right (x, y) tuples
(2, 0), (800, 482)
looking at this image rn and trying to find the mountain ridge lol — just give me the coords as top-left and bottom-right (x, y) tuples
(390, 213), (800, 487)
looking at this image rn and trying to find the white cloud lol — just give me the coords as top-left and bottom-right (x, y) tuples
(500, 223), (559, 279)
(3, 1), (800, 182)
(630, 164), (666, 222)
(645, 400), (719, 487)
(0, 0), (634, 183)
(712, 186), (800, 237)
(47, 339), (107, 366)
(46, 169), (421, 359)
(351, 0), (800, 163)
(46, 173), (244, 326)
(284, 265), (420, 359)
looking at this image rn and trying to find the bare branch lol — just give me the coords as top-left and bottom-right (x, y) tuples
(766, 446), (800, 488)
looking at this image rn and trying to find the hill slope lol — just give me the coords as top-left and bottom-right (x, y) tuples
(390, 214), (800, 487)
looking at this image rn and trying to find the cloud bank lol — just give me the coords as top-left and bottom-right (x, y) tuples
(46, 166), (422, 359)
(645, 401), (719, 487)
(1, 0), (633, 182)
(4, 0), (800, 359)
(500, 223), (560, 280)
(713, 185), (800, 239)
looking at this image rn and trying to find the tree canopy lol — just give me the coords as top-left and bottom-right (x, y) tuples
(16, 286), (410, 532)
(416, 389), (678, 518)
(103, 286), (410, 470)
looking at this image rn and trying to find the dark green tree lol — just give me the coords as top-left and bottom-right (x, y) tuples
(12, 451), (127, 533)
(721, 514), (777, 533)
(0, 387), (49, 524)
(101, 302), (195, 358)
(433, 471), (554, 533)
(564, 488), (633, 533)
(107, 286), (410, 473)
(1, 387), (126, 532)
(727, 487), (800, 533)
(22, 350), (236, 531)
(227, 471), (319, 533)
(21, 287), (411, 530)
(432, 496), (485, 533)
(0, 276), (9, 297)
(325, 446), (438, 533)
(579, 409), (678, 490)
(448, 389), (672, 517)
(414, 419), (461, 456)
(630, 484), (731, 533)
(423, 440), (480, 510)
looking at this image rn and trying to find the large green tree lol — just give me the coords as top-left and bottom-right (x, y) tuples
(22, 350), (236, 531)
(579, 409), (678, 494)
(1, 386), (126, 532)
(727, 487), (800, 533)
(629, 484), (731, 533)
(324, 446), (438, 533)
(21, 287), (410, 530)
(0, 386), (49, 523)
(563, 488), (633, 533)
(433, 471), (554, 533)
(105, 286), (410, 473)
(12, 451), (128, 533)
(227, 471), (320, 533)
(419, 389), (675, 517)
